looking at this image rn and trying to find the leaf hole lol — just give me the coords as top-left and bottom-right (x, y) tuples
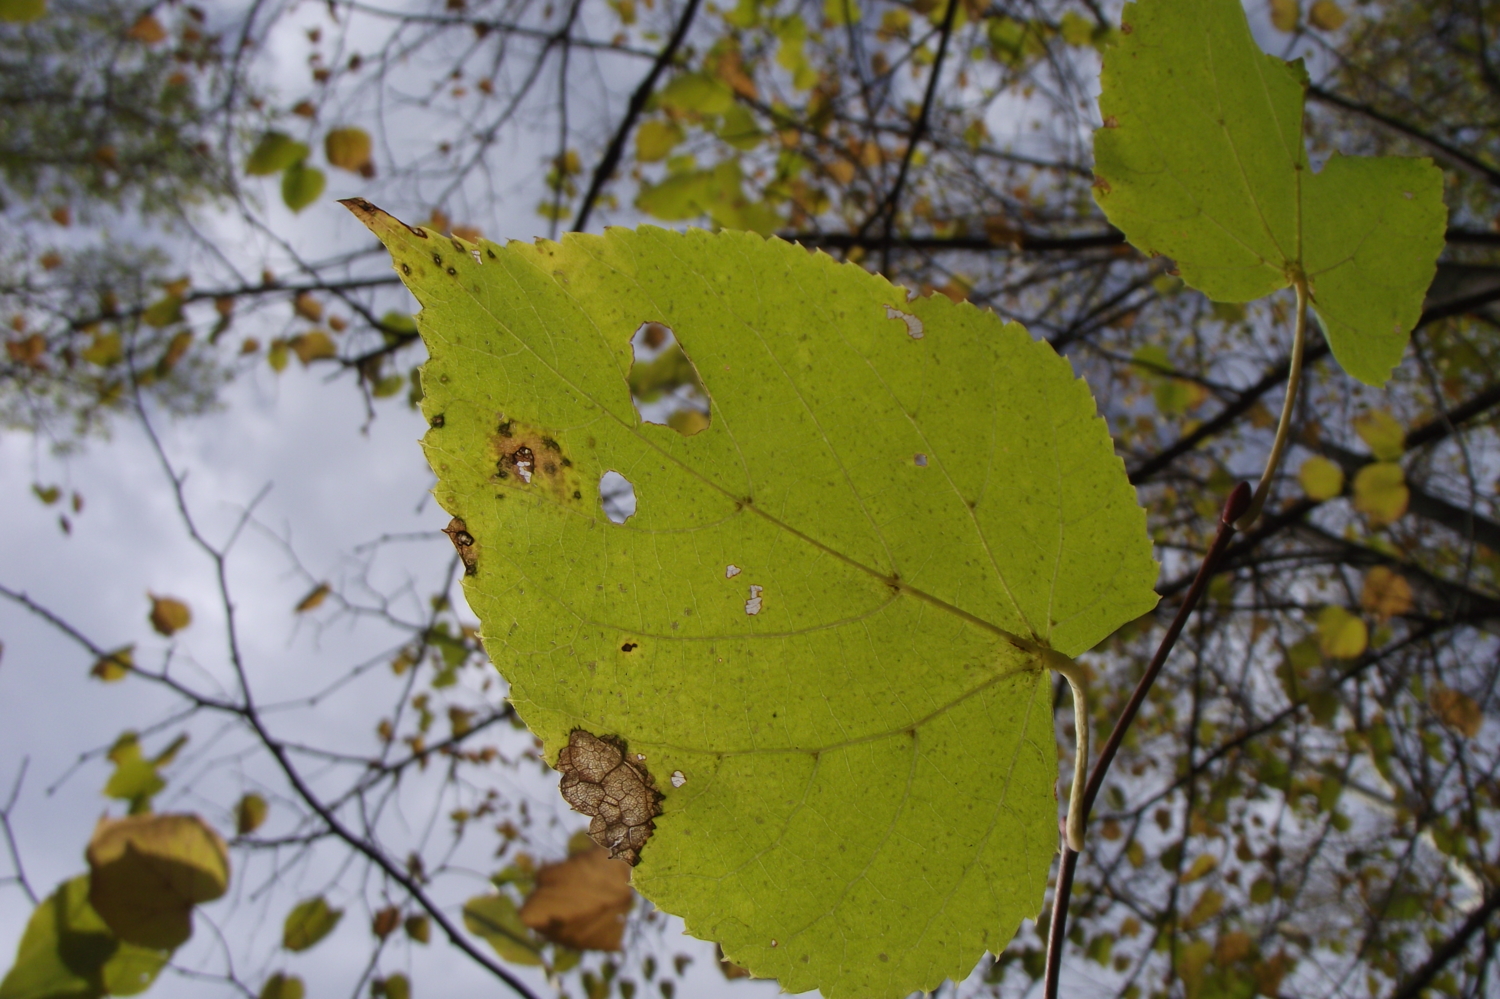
(599, 470), (637, 524)
(628, 322), (711, 436)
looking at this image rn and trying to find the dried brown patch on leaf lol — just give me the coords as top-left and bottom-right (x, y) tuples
(442, 517), (478, 575)
(555, 730), (662, 866)
(518, 846), (633, 951)
(492, 417), (584, 504)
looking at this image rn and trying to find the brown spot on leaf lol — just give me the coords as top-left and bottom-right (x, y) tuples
(489, 417), (583, 504)
(555, 730), (662, 866)
(443, 517), (478, 575)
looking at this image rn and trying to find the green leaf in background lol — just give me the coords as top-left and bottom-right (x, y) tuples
(86, 813), (230, 950)
(462, 894), (544, 966)
(280, 162), (325, 213)
(0, 876), (169, 999)
(258, 974), (305, 999)
(1092, 0), (1446, 386)
(246, 132), (309, 176)
(0, 0), (45, 23)
(347, 203), (1160, 998)
(282, 897), (342, 952)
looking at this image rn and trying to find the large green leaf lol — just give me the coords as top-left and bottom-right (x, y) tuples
(1092, 0), (1446, 386)
(0, 877), (169, 999)
(345, 202), (1159, 998)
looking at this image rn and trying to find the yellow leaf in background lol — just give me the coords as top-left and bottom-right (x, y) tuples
(292, 292), (322, 322)
(372, 907), (400, 940)
(283, 897), (343, 952)
(1182, 888), (1224, 930)
(823, 0), (861, 27)
(1353, 462), (1409, 525)
(1179, 853), (1218, 884)
(289, 331), (336, 366)
(1432, 687), (1482, 738)
(1361, 566), (1413, 620)
(635, 120), (684, 162)
(463, 893), (544, 965)
(268, 339), (289, 372)
(404, 914), (430, 944)
(324, 127), (373, 173)
(141, 296), (183, 328)
(0, 0), (47, 23)
(1308, 0), (1346, 30)
(1269, 0), (1299, 31)
(126, 13), (166, 42)
(376, 974), (411, 999)
(1316, 605), (1368, 659)
(294, 583), (330, 612)
(148, 594), (191, 636)
(81, 331), (123, 366)
(157, 330), (192, 373)
(32, 483), (60, 505)
(87, 813), (230, 949)
(236, 793), (268, 835)
(1298, 456), (1344, 500)
(260, 973), (306, 999)
(281, 162), (325, 213)
(1353, 409), (1405, 460)
(92, 645), (134, 682)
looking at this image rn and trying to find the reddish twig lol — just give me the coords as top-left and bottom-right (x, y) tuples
(1043, 481), (1252, 998)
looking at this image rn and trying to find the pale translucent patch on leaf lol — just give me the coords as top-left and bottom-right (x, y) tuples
(744, 585), (764, 616)
(725, 564), (742, 578)
(884, 305), (924, 339)
(670, 770), (687, 788)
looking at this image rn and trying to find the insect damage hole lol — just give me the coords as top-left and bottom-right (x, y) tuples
(628, 322), (711, 436)
(599, 470), (637, 524)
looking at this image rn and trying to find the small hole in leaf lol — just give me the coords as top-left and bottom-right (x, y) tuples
(628, 322), (711, 436)
(599, 470), (637, 524)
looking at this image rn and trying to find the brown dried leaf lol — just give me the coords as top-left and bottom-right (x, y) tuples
(1360, 566), (1413, 621)
(372, 906), (400, 939)
(294, 583), (330, 613)
(518, 846), (633, 951)
(555, 731), (662, 866)
(1432, 687), (1482, 738)
(127, 13), (167, 43)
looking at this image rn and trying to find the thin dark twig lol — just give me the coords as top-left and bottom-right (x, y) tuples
(1043, 481), (1252, 998)
(1388, 887), (1500, 999)
(571, 0), (704, 232)
(125, 393), (546, 999)
(1, 758), (37, 905)
(858, 0), (962, 275)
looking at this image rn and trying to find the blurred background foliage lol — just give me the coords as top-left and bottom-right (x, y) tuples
(4, 0), (1500, 996)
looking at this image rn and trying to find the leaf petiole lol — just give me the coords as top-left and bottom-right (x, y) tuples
(1234, 278), (1309, 531)
(1041, 649), (1090, 853)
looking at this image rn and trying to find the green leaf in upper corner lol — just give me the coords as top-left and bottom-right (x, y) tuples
(282, 897), (342, 952)
(344, 204), (1161, 999)
(1092, 0), (1446, 386)
(0, 876), (169, 999)
(281, 162), (325, 213)
(0, 0), (45, 23)
(462, 894), (545, 966)
(247, 132), (309, 176)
